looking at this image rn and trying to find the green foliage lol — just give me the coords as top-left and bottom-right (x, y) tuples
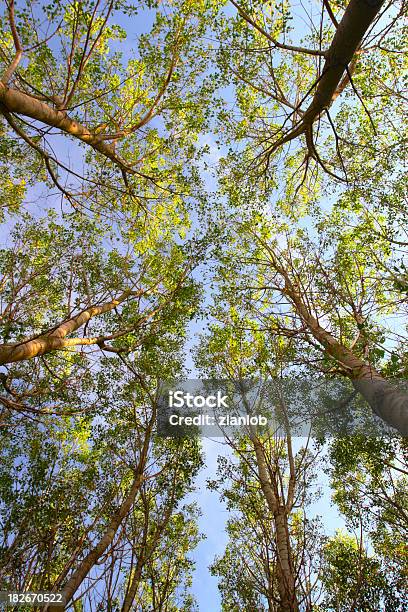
(321, 531), (406, 611)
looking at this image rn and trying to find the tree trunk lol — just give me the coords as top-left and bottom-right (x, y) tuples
(267, 0), (386, 153)
(0, 83), (130, 170)
(251, 435), (299, 611)
(303, 0), (385, 125)
(0, 289), (139, 365)
(121, 551), (145, 612)
(48, 473), (144, 612)
(47, 404), (156, 611)
(282, 275), (408, 435)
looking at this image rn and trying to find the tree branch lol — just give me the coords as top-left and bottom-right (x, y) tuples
(0, 82), (151, 179)
(0, 288), (144, 365)
(2, 0), (23, 84)
(260, 0), (386, 159)
(322, 0), (339, 28)
(229, 0), (326, 57)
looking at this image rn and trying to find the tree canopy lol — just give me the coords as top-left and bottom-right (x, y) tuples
(0, 0), (407, 610)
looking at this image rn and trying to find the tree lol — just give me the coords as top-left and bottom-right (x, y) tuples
(0, 211), (201, 368)
(197, 320), (325, 611)
(1, 354), (204, 610)
(200, 158), (408, 432)
(320, 531), (406, 610)
(326, 434), (408, 608)
(0, 0), (212, 205)
(212, 0), (407, 185)
(208, 439), (324, 611)
(203, 0), (408, 432)
(0, 2), (211, 607)
(197, 285), (407, 608)
(1, 0), (408, 608)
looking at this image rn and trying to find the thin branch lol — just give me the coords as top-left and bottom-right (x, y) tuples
(229, 0), (326, 57)
(322, 0), (339, 28)
(2, 0), (23, 84)
(345, 64), (377, 135)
